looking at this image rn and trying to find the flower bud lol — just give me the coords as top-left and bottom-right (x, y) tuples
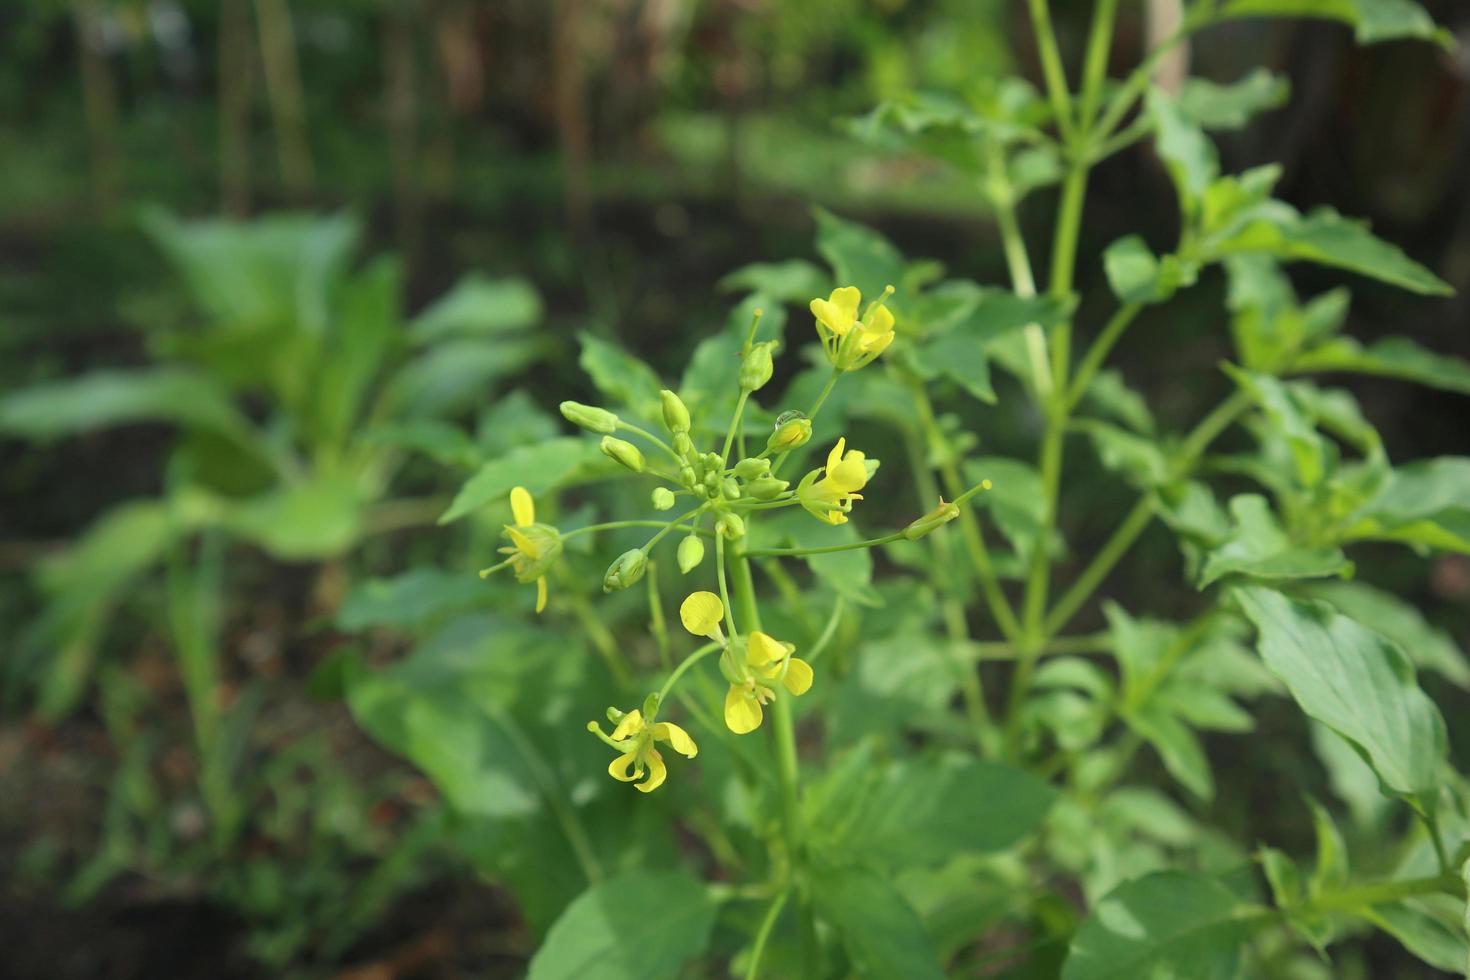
(641, 692), (662, 719)
(679, 464), (697, 487)
(716, 512), (746, 539)
(661, 389), (690, 435)
(677, 535), (705, 574)
(903, 499), (962, 540)
(748, 475), (790, 500)
(738, 340), (776, 391)
(603, 549), (648, 592)
(767, 414), (812, 453)
(673, 432), (694, 458)
(721, 477), (742, 500)
(600, 436), (645, 473)
(651, 487), (675, 510)
(559, 400), (618, 434)
(733, 457), (769, 480)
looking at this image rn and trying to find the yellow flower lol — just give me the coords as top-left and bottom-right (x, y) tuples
(601, 709), (698, 793)
(495, 486), (561, 613)
(796, 437), (872, 525)
(721, 630), (813, 734)
(680, 591), (726, 642)
(810, 285), (896, 371)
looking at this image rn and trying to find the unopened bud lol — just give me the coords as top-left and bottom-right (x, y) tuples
(733, 457), (769, 480)
(748, 475), (790, 500)
(661, 389), (691, 435)
(641, 692), (661, 719)
(600, 436), (645, 473)
(560, 401), (618, 434)
(767, 414), (812, 453)
(738, 340), (777, 391)
(651, 487), (675, 510)
(603, 549), (648, 592)
(721, 477), (742, 500)
(903, 499), (962, 540)
(716, 512), (746, 539)
(677, 535), (705, 574)
(673, 432), (694, 458)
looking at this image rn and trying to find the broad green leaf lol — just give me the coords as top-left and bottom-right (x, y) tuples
(1363, 898), (1470, 973)
(1078, 420), (1170, 488)
(909, 325), (996, 403)
(1219, 0), (1449, 46)
(227, 474), (365, 560)
(1178, 69), (1290, 130)
(1297, 580), (1470, 689)
(1129, 703), (1215, 800)
(1062, 871), (1257, 980)
(0, 368), (257, 445)
(337, 569), (488, 632)
(526, 869), (717, 980)
(390, 337), (545, 419)
(440, 437), (608, 524)
(1200, 495), (1352, 587)
(1224, 366), (1329, 486)
(965, 456), (1061, 569)
(1210, 205), (1452, 296)
(311, 257), (402, 452)
(1102, 235), (1198, 305)
(1235, 586), (1447, 805)
(1344, 457), (1470, 554)
(578, 333), (666, 423)
(1147, 88), (1219, 209)
(811, 866), (945, 980)
(364, 419), (481, 469)
(834, 755), (1057, 864)
(1292, 336), (1470, 396)
(813, 207), (908, 311)
(1225, 254), (1350, 372)
(410, 274), (541, 343)
(719, 259), (828, 302)
(1080, 369), (1155, 435)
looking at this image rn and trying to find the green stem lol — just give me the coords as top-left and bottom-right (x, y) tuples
(657, 641), (723, 704)
(723, 389), (752, 464)
(744, 888), (791, 980)
(771, 369), (840, 478)
(804, 598), (845, 664)
(1077, 0), (1121, 133)
(1302, 873), (1464, 914)
(1067, 302), (1143, 409)
(561, 519), (714, 541)
(970, 631), (1112, 660)
(1091, 3), (1214, 143)
(491, 705), (603, 882)
(1043, 495), (1155, 637)
(716, 533), (738, 638)
(743, 531), (904, 558)
(618, 420), (680, 461)
(564, 588), (633, 687)
(1025, 0), (1077, 144)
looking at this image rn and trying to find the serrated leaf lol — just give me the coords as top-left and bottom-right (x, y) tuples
(1220, 0), (1450, 46)
(1080, 369), (1155, 434)
(440, 437), (607, 524)
(526, 869), (717, 980)
(1078, 420), (1171, 488)
(1178, 69), (1290, 130)
(1292, 336), (1470, 396)
(1062, 871), (1258, 980)
(1200, 495), (1352, 587)
(1235, 586), (1447, 806)
(1103, 236), (1194, 305)
(811, 866), (945, 980)
(1129, 703), (1215, 800)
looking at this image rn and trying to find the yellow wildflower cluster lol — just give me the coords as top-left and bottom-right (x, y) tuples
(810, 285), (896, 372)
(681, 591), (813, 735)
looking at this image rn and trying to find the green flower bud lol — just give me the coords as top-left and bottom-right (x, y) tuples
(679, 464), (697, 487)
(600, 436), (645, 473)
(903, 498), (962, 540)
(641, 692), (662, 719)
(738, 340), (777, 391)
(559, 400), (618, 434)
(651, 487), (676, 510)
(717, 512), (746, 539)
(767, 414), (813, 453)
(677, 535), (705, 574)
(661, 389), (690, 435)
(673, 432), (694, 458)
(733, 457), (769, 480)
(721, 477), (742, 500)
(748, 475), (790, 500)
(603, 549), (648, 592)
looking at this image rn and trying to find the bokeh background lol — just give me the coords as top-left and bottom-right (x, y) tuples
(2, 1), (1469, 976)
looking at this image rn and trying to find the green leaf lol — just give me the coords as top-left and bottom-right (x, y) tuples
(1224, 366), (1329, 487)
(1363, 898), (1470, 973)
(1129, 703), (1216, 800)
(578, 333), (666, 423)
(390, 337), (545, 419)
(1178, 69), (1290, 130)
(1219, 0), (1450, 46)
(1225, 255), (1349, 371)
(227, 474), (365, 560)
(364, 419), (482, 469)
(410, 274), (542, 343)
(1080, 369), (1155, 435)
(526, 869), (717, 980)
(813, 207), (908, 310)
(1062, 871), (1257, 980)
(1078, 420), (1170, 489)
(1102, 235), (1198, 305)
(1292, 336), (1470, 396)
(1344, 457), (1470, 554)
(0, 368), (257, 444)
(337, 569), (488, 632)
(754, 510), (880, 607)
(1234, 586), (1447, 805)
(965, 456), (1061, 570)
(1296, 580), (1470, 689)
(440, 437), (607, 525)
(1199, 495), (1352, 587)
(719, 259), (829, 302)
(1147, 88), (1219, 210)
(810, 866), (945, 980)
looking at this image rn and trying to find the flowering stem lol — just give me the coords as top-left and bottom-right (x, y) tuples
(1066, 302), (1143, 410)
(722, 389), (752, 465)
(744, 887), (791, 980)
(657, 640), (721, 704)
(744, 531), (904, 558)
(561, 519), (713, 541)
(716, 533), (738, 639)
(770, 368), (840, 478)
(804, 598), (845, 664)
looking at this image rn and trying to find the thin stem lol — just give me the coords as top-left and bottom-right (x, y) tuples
(744, 888), (791, 980)
(648, 560), (672, 670)
(1301, 873), (1464, 914)
(1043, 495), (1155, 637)
(490, 705), (603, 881)
(716, 534), (737, 638)
(743, 531), (904, 558)
(771, 369), (840, 478)
(657, 641), (723, 704)
(722, 389), (752, 465)
(1025, 0), (1078, 144)
(1077, 0), (1121, 133)
(1067, 302), (1143, 409)
(561, 519), (713, 542)
(564, 588), (633, 687)
(804, 598), (845, 664)
(989, 167), (1054, 401)
(1092, 3), (1213, 142)
(618, 420), (680, 461)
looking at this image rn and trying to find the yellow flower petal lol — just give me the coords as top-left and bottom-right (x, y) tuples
(810, 287), (861, 338)
(510, 486), (535, 527)
(506, 525), (543, 560)
(610, 709), (644, 741)
(783, 657), (814, 696)
(829, 452), (868, 493)
(724, 686), (763, 734)
(655, 721), (698, 758)
(679, 591), (725, 637)
(636, 748), (667, 793)
(608, 750), (640, 782)
(535, 576), (548, 613)
(826, 438), (846, 475)
(746, 631), (786, 667)
(864, 304), (894, 337)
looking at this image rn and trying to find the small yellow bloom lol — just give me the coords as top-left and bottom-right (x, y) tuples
(721, 630), (813, 734)
(600, 708), (698, 793)
(493, 486), (561, 612)
(810, 285), (896, 371)
(796, 438), (872, 525)
(680, 591), (726, 641)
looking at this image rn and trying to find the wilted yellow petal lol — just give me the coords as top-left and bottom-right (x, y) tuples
(535, 576), (549, 613)
(680, 591), (725, 637)
(636, 748), (667, 793)
(746, 631), (786, 667)
(654, 721), (698, 758)
(607, 751), (640, 782)
(724, 686), (763, 734)
(783, 657), (814, 696)
(510, 486), (535, 527)
(610, 710), (644, 741)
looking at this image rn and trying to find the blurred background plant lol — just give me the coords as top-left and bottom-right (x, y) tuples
(1, 0), (1468, 976)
